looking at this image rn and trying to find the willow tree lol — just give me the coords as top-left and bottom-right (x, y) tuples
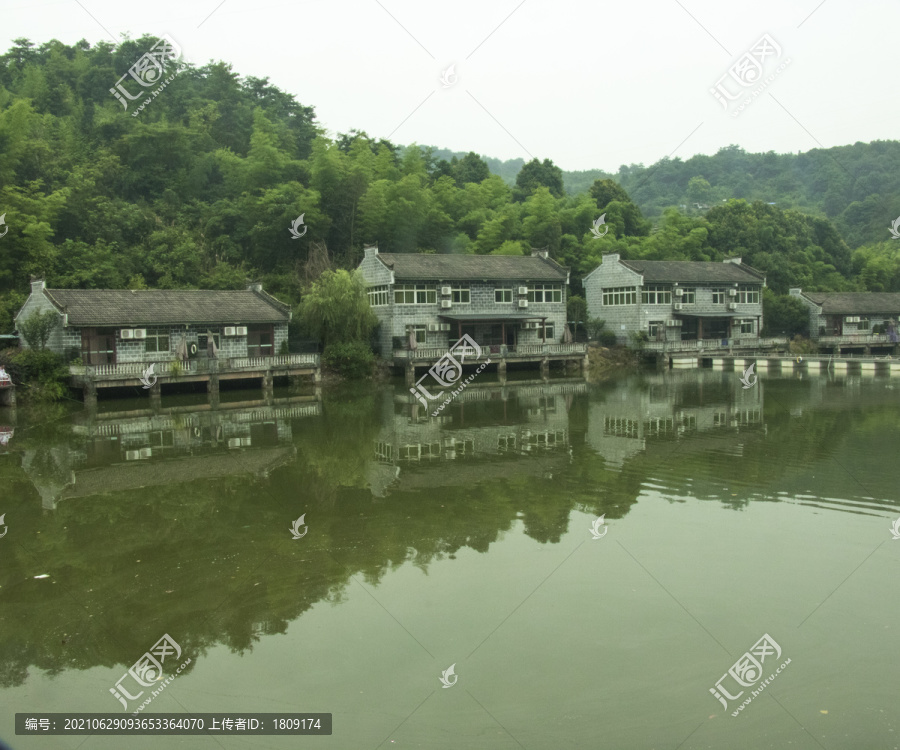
(299, 269), (377, 346)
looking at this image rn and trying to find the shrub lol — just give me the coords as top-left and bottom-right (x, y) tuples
(322, 341), (375, 379)
(1, 348), (69, 402)
(278, 339), (290, 355)
(788, 335), (817, 355)
(598, 330), (618, 347)
(585, 317), (607, 341)
(628, 330), (649, 350)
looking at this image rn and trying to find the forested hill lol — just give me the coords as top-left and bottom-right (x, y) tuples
(427, 143), (900, 250)
(1, 35), (899, 335)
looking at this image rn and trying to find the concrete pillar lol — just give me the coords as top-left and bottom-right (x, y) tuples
(405, 362), (416, 386)
(498, 360), (507, 384)
(83, 381), (97, 408)
(262, 371), (273, 394)
(541, 357), (550, 382)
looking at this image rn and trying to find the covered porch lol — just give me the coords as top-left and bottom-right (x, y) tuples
(436, 312), (560, 351)
(674, 311), (757, 342)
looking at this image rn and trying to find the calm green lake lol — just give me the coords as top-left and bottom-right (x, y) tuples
(1, 366), (898, 749)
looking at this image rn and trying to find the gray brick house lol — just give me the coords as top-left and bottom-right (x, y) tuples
(357, 245), (571, 357)
(789, 288), (900, 341)
(583, 254), (766, 344)
(14, 279), (291, 364)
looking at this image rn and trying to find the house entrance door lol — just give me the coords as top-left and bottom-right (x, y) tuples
(81, 328), (116, 365)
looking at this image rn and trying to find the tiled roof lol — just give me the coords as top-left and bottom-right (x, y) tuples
(43, 288), (291, 326)
(376, 253), (568, 281)
(802, 292), (900, 314)
(619, 260), (764, 283)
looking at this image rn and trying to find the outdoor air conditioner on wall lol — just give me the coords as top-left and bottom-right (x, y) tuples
(846, 316), (860, 323)
(235, 326), (248, 336)
(674, 288), (684, 296)
(120, 329), (134, 339)
(224, 326), (236, 336)
(518, 286), (528, 295)
(427, 323), (441, 332)
(441, 286), (452, 296)
(518, 299), (528, 308)
(125, 450), (141, 460)
(140, 447), (152, 458)
(728, 288), (738, 296)
(727, 302), (737, 310)
(441, 300), (452, 309)
(440, 323), (451, 331)
(673, 303), (683, 310)
(666, 319), (682, 326)
(133, 329), (147, 339)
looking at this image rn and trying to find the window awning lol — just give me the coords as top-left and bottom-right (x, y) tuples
(437, 313), (548, 322)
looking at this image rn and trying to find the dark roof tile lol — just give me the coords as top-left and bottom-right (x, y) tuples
(803, 292), (900, 314)
(43, 289), (290, 326)
(377, 253), (568, 281)
(619, 260), (764, 283)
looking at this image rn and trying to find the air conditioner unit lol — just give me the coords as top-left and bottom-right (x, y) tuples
(674, 303), (683, 311)
(518, 286), (528, 295)
(133, 329), (147, 339)
(728, 288), (738, 296)
(439, 323), (451, 331)
(224, 326), (237, 336)
(235, 326), (248, 336)
(845, 316), (860, 323)
(727, 302), (737, 310)
(666, 319), (682, 326)
(120, 329), (134, 339)
(674, 288), (684, 296)
(427, 323), (441, 332)
(441, 300), (452, 309)
(140, 447), (152, 458)
(518, 300), (528, 308)
(228, 438), (242, 449)
(441, 286), (452, 296)
(125, 450), (141, 460)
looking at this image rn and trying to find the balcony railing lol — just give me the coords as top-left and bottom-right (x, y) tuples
(395, 343), (588, 360)
(817, 334), (892, 345)
(70, 353), (319, 379)
(643, 337), (788, 353)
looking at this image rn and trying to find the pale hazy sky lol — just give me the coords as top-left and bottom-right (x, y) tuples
(4, 0), (897, 172)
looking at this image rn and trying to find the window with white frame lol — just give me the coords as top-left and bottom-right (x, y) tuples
(527, 284), (563, 303)
(495, 288), (513, 303)
(641, 285), (672, 304)
(857, 317), (870, 330)
(736, 285), (760, 304)
(711, 288), (726, 304)
(681, 288), (696, 303)
(409, 325), (427, 344)
(737, 319), (754, 334)
(395, 284), (436, 304)
(451, 286), (470, 304)
(534, 322), (555, 340)
(144, 328), (170, 354)
(602, 286), (637, 306)
(648, 321), (665, 338)
(367, 285), (389, 306)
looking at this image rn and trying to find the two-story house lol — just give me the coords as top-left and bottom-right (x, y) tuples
(358, 245), (571, 358)
(584, 254), (766, 344)
(789, 288), (900, 349)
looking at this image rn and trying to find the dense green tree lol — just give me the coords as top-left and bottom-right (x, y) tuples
(514, 158), (565, 200)
(299, 269), (377, 346)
